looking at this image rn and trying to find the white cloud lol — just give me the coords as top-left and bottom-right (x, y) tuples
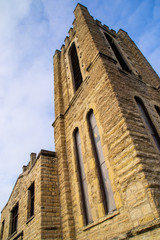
(153, 0), (160, 20)
(0, 0), (54, 211)
(145, 46), (160, 78)
(0, 0), (79, 212)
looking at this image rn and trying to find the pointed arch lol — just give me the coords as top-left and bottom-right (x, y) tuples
(73, 128), (92, 225)
(70, 43), (83, 91)
(104, 32), (130, 72)
(87, 110), (116, 214)
(135, 96), (160, 152)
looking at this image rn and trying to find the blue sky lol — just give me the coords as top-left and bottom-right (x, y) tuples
(0, 0), (160, 213)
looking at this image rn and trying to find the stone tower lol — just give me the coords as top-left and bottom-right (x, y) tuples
(53, 3), (160, 240)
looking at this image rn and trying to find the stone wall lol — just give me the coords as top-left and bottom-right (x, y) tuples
(0, 150), (61, 240)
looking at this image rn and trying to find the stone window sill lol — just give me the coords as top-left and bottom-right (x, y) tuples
(118, 67), (132, 75)
(8, 231), (17, 240)
(8, 230), (23, 240)
(26, 215), (34, 224)
(83, 210), (119, 231)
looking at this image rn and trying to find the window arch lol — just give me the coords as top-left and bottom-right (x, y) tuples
(104, 32), (130, 72)
(74, 128), (92, 225)
(135, 97), (160, 152)
(70, 43), (83, 91)
(87, 110), (116, 214)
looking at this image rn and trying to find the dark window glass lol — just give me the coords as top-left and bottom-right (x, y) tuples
(135, 97), (160, 152)
(10, 204), (18, 235)
(1, 220), (5, 239)
(155, 105), (160, 117)
(70, 43), (83, 91)
(104, 32), (130, 72)
(74, 129), (92, 225)
(87, 110), (116, 214)
(28, 183), (34, 218)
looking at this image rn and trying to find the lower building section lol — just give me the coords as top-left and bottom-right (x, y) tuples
(0, 150), (61, 240)
(1, 149), (160, 240)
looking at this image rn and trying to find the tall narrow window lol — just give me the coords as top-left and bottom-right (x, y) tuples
(135, 97), (160, 151)
(1, 220), (5, 239)
(70, 43), (83, 91)
(28, 182), (35, 219)
(87, 110), (116, 214)
(155, 105), (160, 117)
(74, 128), (92, 225)
(104, 32), (130, 72)
(10, 203), (18, 235)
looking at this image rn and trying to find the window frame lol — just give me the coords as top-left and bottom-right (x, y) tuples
(1, 220), (5, 239)
(28, 182), (35, 219)
(69, 42), (83, 92)
(73, 128), (92, 225)
(104, 31), (131, 73)
(87, 110), (116, 215)
(155, 105), (160, 117)
(135, 96), (160, 152)
(10, 203), (18, 236)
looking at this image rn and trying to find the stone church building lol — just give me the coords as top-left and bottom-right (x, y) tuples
(1, 3), (160, 240)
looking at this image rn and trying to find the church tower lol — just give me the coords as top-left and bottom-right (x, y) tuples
(53, 3), (160, 240)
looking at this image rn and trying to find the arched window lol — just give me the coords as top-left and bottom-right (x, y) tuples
(104, 32), (130, 72)
(74, 128), (92, 225)
(87, 110), (116, 214)
(135, 97), (160, 152)
(70, 43), (83, 91)
(155, 105), (160, 117)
